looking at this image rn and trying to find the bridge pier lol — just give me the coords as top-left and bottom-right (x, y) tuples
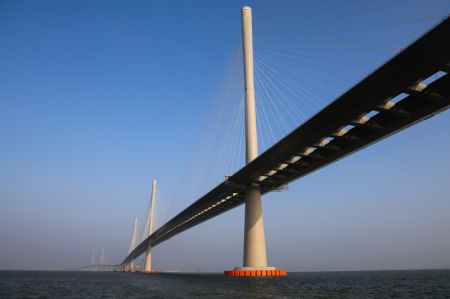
(243, 185), (268, 267)
(123, 263), (132, 272)
(225, 6), (286, 277)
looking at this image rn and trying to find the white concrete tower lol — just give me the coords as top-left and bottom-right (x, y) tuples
(100, 247), (106, 265)
(144, 179), (157, 272)
(128, 218), (138, 271)
(224, 5), (286, 277)
(241, 6), (270, 269)
(123, 218), (138, 272)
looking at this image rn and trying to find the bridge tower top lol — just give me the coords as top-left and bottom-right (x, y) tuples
(241, 6), (258, 164)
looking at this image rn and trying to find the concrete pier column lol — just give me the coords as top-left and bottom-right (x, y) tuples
(241, 6), (268, 269)
(144, 180), (156, 272)
(243, 185), (268, 267)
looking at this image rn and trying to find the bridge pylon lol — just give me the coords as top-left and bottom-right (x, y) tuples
(224, 6), (286, 277)
(123, 218), (138, 272)
(143, 179), (157, 273)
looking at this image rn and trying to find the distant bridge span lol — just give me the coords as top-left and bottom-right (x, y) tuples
(123, 16), (450, 266)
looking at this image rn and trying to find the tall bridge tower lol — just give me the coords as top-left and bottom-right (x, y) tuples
(225, 6), (286, 277)
(124, 218), (138, 272)
(144, 179), (157, 272)
(241, 6), (268, 269)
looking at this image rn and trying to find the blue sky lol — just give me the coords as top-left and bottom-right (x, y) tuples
(0, 0), (449, 271)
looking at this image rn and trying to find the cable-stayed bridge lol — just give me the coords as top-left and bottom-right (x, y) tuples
(121, 9), (450, 276)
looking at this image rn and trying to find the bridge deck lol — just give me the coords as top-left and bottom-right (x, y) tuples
(123, 16), (450, 264)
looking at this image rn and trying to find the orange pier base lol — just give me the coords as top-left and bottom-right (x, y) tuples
(224, 269), (287, 277)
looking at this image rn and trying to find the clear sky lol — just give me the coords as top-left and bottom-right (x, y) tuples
(0, 0), (449, 271)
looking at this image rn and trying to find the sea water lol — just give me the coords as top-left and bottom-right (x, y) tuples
(1, 270), (449, 298)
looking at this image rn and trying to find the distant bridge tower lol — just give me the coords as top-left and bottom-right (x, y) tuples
(225, 6), (286, 277)
(100, 247), (106, 265)
(122, 218), (138, 272)
(144, 179), (157, 273)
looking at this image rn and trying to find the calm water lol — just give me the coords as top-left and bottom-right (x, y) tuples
(1, 270), (450, 298)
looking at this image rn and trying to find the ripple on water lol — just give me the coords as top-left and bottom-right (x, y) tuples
(0, 270), (449, 298)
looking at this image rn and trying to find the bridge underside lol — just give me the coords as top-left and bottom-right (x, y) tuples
(122, 17), (450, 265)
